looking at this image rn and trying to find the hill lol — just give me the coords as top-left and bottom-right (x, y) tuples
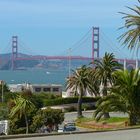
(0, 53), (90, 70)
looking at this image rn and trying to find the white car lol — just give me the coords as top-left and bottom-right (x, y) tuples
(58, 127), (64, 133)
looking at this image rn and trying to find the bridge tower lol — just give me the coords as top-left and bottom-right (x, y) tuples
(92, 27), (99, 62)
(11, 36), (18, 70)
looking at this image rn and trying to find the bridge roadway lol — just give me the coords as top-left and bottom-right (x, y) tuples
(10, 128), (140, 140)
(15, 56), (137, 63)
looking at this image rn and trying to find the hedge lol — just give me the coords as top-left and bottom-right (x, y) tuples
(43, 96), (100, 106)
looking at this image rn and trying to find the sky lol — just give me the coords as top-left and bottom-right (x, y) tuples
(0, 0), (139, 59)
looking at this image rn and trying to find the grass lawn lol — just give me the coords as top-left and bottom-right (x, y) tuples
(76, 117), (129, 130)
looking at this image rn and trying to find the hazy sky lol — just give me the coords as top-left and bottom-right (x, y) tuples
(0, 0), (139, 59)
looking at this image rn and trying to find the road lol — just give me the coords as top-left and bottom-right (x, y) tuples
(59, 111), (95, 132)
(64, 111), (128, 132)
(10, 129), (140, 140)
(64, 111), (128, 122)
(59, 111), (128, 132)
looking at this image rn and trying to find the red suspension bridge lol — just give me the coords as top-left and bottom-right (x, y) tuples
(10, 27), (139, 70)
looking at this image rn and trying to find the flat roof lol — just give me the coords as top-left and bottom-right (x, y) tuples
(32, 84), (62, 87)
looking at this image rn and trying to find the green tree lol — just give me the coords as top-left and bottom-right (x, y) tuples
(0, 103), (9, 120)
(21, 89), (43, 109)
(93, 52), (121, 118)
(119, 3), (140, 51)
(94, 69), (140, 125)
(0, 82), (10, 102)
(31, 108), (64, 132)
(0, 83), (10, 93)
(66, 65), (92, 118)
(9, 95), (35, 134)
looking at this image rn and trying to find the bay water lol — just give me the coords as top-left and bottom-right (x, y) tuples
(0, 69), (69, 88)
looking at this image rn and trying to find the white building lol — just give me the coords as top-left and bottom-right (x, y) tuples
(8, 83), (62, 95)
(30, 84), (62, 95)
(65, 88), (94, 97)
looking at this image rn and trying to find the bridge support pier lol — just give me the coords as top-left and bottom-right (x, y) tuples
(12, 36), (18, 70)
(92, 27), (99, 62)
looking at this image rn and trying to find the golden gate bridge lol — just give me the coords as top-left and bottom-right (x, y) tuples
(10, 27), (139, 70)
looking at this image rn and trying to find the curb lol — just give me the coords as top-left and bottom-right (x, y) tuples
(0, 126), (140, 139)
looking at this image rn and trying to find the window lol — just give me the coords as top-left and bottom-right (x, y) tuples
(35, 87), (41, 92)
(43, 87), (51, 92)
(53, 87), (59, 92)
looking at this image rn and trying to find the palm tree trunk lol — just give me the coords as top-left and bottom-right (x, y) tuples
(24, 113), (29, 134)
(104, 112), (110, 119)
(129, 113), (137, 126)
(103, 80), (107, 96)
(103, 80), (110, 119)
(77, 94), (83, 118)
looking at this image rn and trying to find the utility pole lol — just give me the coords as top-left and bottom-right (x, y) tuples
(124, 59), (126, 70)
(1, 81), (4, 103)
(136, 38), (139, 70)
(136, 58), (138, 70)
(68, 48), (71, 77)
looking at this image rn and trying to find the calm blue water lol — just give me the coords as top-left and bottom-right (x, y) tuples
(0, 69), (69, 86)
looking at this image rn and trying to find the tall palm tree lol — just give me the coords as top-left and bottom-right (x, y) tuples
(87, 68), (101, 97)
(66, 65), (92, 118)
(94, 69), (140, 125)
(93, 52), (121, 118)
(9, 95), (35, 134)
(119, 4), (140, 52)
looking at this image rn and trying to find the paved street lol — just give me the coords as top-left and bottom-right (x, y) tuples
(10, 129), (140, 140)
(59, 111), (128, 132)
(64, 111), (128, 122)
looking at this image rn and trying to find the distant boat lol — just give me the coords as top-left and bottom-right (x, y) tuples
(46, 71), (50, 74)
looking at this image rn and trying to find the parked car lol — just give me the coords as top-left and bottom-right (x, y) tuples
(58, 127), (64, 133)
(64, 122), (76, 131)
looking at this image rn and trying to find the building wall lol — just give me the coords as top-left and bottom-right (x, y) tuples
(8, 84), (62, 95)
(31, 84), (62, 95)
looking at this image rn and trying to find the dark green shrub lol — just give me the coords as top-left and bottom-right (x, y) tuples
(44, 97), (100, 106)
(33, 93), (60, 100)
(65, 106), (77, 112)
(82, 103), (96, 111)
(14, 127), (26, 134)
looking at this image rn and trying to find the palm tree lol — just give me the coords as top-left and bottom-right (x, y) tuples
(66, 65), (92, 118)
(119, 4), (140, 52)
(94, 69), (140, 125)
(87, 68), (101, 97)
(9, 95), (35, 134)
(93, 52), (121, 118)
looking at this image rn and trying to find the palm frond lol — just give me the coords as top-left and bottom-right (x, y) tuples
(119, 5), (140, 51)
